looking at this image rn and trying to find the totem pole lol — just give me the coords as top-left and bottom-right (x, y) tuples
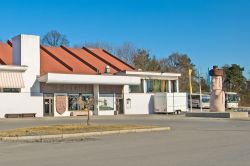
(209, 66), (225, 112)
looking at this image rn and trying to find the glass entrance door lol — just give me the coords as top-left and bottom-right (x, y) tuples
(44, 98), (54, 116)
(115, 96), (124, 115)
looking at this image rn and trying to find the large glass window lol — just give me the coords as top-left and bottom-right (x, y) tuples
(146, 79), (167, 93)
(153, 80), (161, 92)
(68, 94), (79, 111)
(99, 94), (114, 110)
(68, 93), (93, 111)
(202, 95), (210, 103)
(171, 80), (177, 92)
(129, 79), (144, 93)
(146, 80), (154, 93)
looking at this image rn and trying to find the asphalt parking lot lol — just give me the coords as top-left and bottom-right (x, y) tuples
(0, 115), (250, 166)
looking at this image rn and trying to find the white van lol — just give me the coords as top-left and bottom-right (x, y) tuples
(225, 92), (240, 109)
(188, 93), (210, 109)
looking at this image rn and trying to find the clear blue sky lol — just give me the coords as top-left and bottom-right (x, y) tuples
(0, 0), (249, 78)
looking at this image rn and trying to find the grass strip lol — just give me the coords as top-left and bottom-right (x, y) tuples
(0, 124), (158, 137)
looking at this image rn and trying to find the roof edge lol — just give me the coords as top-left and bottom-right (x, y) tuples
(101, 49), (135, 70)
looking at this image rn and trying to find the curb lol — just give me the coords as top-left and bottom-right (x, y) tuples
(0, 127), (170, 142)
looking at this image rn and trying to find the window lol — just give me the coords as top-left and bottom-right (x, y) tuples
(202, 96), (210, 103)
(166, 80), (170, 92)
(226, 94), (239, 103)
(171, 80), (177, 92)
(160, 80), (166, 92)
(153, 80), (161, 92)
(99, 94), (114, 110)
(146, 79), (154, 93)
(68, 94), (79, 111)
(2, 88), (21, 93)
(82, 94), (94, 110)
(68, 93), (94, 111)
(129, 79), (144, 93)
(146, 79), (167, 93)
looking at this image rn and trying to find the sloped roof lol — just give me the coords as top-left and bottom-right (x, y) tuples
(88, 48), (135, 71)
(0, 42), (134, 75)
(61, 46), (118, 74)
(0, 42), (12, 65)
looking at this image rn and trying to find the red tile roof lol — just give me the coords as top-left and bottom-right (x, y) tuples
(0, 42), (134, 75)
(0, 42), (12, 65)
(62, 46), (118, 74)
(87, 47), (134, 71)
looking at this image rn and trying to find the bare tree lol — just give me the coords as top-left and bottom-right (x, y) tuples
(76, 41), (137, 65)
(116, 42), (136, 65)
(84, 97), (94, 126)
(41, 30), (69, 47)
(77, 41), (115, 54)
(77, 94), (94, 126)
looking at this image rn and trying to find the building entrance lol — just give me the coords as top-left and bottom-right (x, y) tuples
(44, 95), (54, 116)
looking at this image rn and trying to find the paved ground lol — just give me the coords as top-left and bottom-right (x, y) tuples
(0, 115), (250, 166)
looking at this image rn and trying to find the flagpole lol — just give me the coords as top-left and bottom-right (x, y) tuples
(207, 68), (211, 92)
(189, 69), (193, 112)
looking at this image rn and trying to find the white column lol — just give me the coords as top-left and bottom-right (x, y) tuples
(165, 80), (168, 93)
(176, 79), (179, 93)
(168, 80), (172, 93)
(12, 34), (43, 118)
(93, 84), (99, 115)
(113, 93), (117, 111)
(123, 85), (130, 114)
(143, 79), (147, 93)
(12, 34), (40, 93)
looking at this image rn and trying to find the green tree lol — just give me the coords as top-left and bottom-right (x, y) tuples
(159, 52), (199, 92)
(132, 49), (161, 71)
(148, 56), (161, 71)
(222, 64), (246, 92)
(132, 49), (152, 71)
(200, 77), (209, 92)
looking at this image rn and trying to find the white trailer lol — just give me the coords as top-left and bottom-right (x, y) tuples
(154, 93), (188, 114)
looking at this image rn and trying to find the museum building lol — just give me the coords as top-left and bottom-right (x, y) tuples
(0, 34), (182, 118)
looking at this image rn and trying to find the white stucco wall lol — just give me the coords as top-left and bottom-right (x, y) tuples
(12, 34), (40, 93)
(123, 93), (155, 115)
(0, 93), (43, 118)
(0, 34), (44, 118)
